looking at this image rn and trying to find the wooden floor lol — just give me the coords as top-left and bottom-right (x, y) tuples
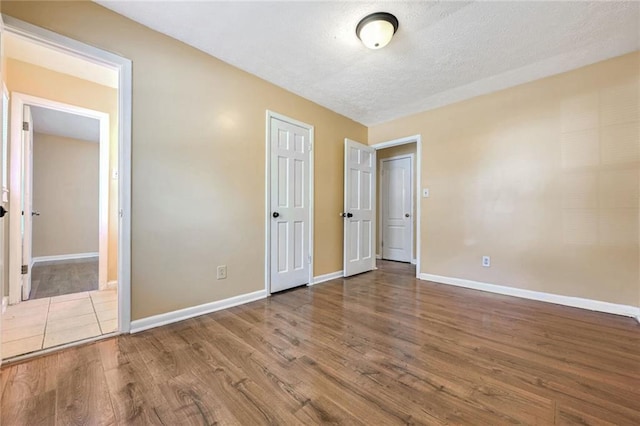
(2, 261), (639, 425)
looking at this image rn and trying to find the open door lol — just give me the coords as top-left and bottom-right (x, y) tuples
(343, 138), (376, 277)
(21, 105), (33, 300)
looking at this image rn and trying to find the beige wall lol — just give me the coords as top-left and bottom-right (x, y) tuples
(370, 52), (640, 307)
(32, 132), (99, 257)
(3, 1), (367, 320)
(5, 58), (118, 281)
(376, 143), (417, 259)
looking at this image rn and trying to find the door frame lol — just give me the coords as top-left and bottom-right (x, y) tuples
(379, 153), (415, 263)
(3, 16), (133, 332)
(371, 135), (422, 277)
(264, 110), (314, 294)
(9, 93), (110, 303)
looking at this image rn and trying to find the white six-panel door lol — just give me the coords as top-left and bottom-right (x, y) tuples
(269, 116), (311, 292)
(381, 156), (412, 262)
(343, 139), (376, 277)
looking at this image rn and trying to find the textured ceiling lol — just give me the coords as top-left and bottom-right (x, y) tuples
(5, 33), (118, 88)
(97, 1), (640, 125)
(31, 106), (100, 143)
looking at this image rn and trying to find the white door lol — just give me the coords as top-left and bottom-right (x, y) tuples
(21, 105), (33, 300)
(269, 116), (310, 293)
(381, 157), (412, 262)
(343, 139), (375, 277)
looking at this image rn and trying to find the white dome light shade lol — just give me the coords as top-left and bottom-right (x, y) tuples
(356, 12), (399, 50)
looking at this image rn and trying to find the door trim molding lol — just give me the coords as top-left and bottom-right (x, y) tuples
(3, 16), (133, 333)
(9, 93), (109, 303)
(371, 135), (422, 278)
(264, 111), (314, 294)
(379, 153), (415, 263)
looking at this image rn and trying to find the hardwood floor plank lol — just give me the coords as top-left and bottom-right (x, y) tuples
(55, 344), (115, 425)
(2, 260), (639, 425)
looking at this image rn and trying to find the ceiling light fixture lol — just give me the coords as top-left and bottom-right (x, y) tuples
(356, 12), (399, 50)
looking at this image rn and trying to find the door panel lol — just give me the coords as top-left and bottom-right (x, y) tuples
(270, 117), (310, 293)
(382, 157), (412, 262)
(343, 139), (375, 277)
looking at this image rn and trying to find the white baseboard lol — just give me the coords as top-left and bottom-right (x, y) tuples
(33, 252), (98, 264)
(376, 254), (382, 260)
(418, 273), (640, 319)
(310, 270), (343, 286)
(130, 289), (267, 333)
(2, 296), (7, 313)
(106, 280), (118, 290)
(411, 258), (417, 265)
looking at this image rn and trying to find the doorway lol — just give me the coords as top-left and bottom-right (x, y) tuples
(10, 96), (110, 302)
(378, 147), (416, 263)
(265, 111), (314, 294)
(0, 17), (132, 361)
(371, 135), (422, 277)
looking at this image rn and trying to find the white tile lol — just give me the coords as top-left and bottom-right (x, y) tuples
(90, 290), (117, 304)
(96, 308), (117, 323)
(9, 298), (50, 308)
(50, 292), (89, 304)
(99, 319), (118, 334)
(93, 300), (117, 313)
(2, 335), (43, 358)
(3, 313), (48, 331)
(2, 324), (46, 343)
(43, 323), (101, 349)
(47, 299), (94, 320)
(46, 313), (98, 334)
(4, 302), (49, 319)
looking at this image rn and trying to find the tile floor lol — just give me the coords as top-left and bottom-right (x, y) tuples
(2, 289), (117, 359)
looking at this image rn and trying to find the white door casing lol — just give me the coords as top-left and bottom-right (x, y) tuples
(4, 15), (132, 333)
(21, 105), (33, 300)
(343, 138), (376, 277)
(269, 115), (311, 292)
(381, 156), (413, 262)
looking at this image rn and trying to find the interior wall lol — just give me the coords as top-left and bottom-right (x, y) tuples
(369, 52), (640, 307)
(2, 1), (368, 320)
(376, 143), (417, 260)
(32, 132), (99, 258)
(5, 58), (118, 281)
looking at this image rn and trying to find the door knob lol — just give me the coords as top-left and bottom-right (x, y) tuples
(341, 212), (353, 218)
(272, 212), (280, 218)
(32, 211), (41, 217)
(405, 213), (410, 217)
(0, 206), (7, 218)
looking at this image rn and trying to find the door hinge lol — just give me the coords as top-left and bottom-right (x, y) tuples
(119, 209), (123, 218)
(21, 264), (28, 275)
(22, 121), (29, 131)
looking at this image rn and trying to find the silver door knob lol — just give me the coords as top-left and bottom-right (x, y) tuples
(32, 211), (40, 216)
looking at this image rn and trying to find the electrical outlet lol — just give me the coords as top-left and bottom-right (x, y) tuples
(482, 256), (491, 267)
(423, 188), (430, 198)
(217, 265), (227, 279)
